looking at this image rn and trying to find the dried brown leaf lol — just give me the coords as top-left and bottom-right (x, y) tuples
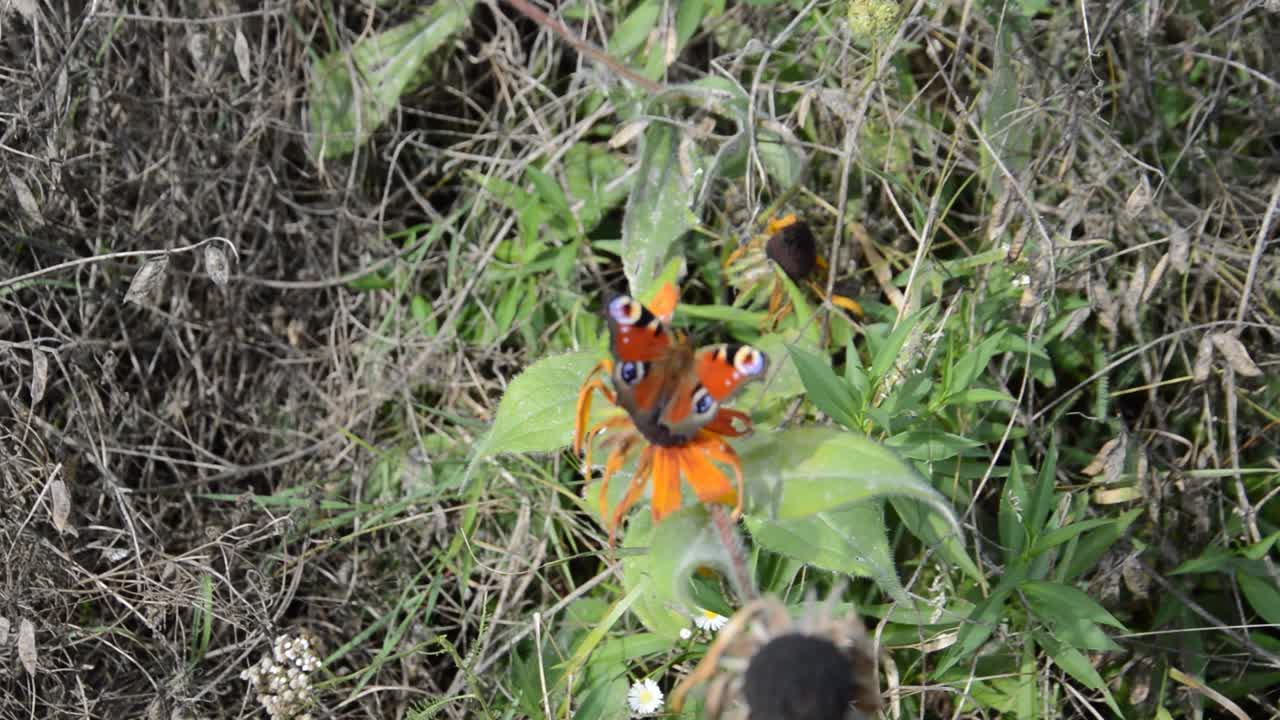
(1125, 176), (1152, 218)
(204, 244), (230, 287)
(1059, 307), (1091, 341)
(1210, 333), (1262, 377)
(124, 256), (169, 305)
(1143, 252), (1169, 302)
(1168, 226), (1190, 272)
(11, 174), (43, 224)
(1193, 333), (1214, 382)
(1087, 273), (1118, 333)
(19, 618), (37, 675)
(609, 120), (647, 149)
(1104, 433), (1127, 485)
(987, 186), (1013, 246)
(1083, 436), (1123, 477)
(235, 27), (252, 84)
(1122, 260), (1146, 329)
(31, 348), (49, 404)
(50, 479), (71, 533)
(1121, 554), (1150, 598)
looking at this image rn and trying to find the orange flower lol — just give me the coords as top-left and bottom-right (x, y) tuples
(573, 285), (759, 547)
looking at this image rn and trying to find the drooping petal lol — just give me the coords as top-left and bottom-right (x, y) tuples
(598, 431), (642, 521)
(703, 407), (751, 437)
(609, 448), (655, 547)
(690, 432), (745, 518)
(573, 361), (613, 454)
(650, 448), (682, 521)
(676, 442), (736, 506)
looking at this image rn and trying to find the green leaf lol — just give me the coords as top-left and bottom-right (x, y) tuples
(1026, 438), (1058, 538)
(1058, 507), (1141, 582)
(524, 165), (574, 229)
(891, 496), (983, 583)
(1238, 569), (1280, 626)
(787, 344), (859, 428)
(999, 454), (1029, 558)
(942, 387), (1016, 406)
(1033, 630), (1124, 717)
(608, 0), (660, 57)
(748, 504), (909, 604)
(936, 579), (1018, 676)
(621, 509), (712, 638)
(1029, 515), (1124, 557)
(308, 0), (475, 160)
(1021, 580), (1125, 651)
(883, 430), (982, 461)
(739, 428), (961, 538)
(948, 330), (1007, 396)
(471, 352), (599, 461)
(564, 144), (630, 232)
(868, 311), (924, 383)
(756, 128), (806, 188)
(622, 123), (701, 296)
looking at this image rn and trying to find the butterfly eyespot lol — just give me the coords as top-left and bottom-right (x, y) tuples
(692, 387), (715, 415)
(608, 296), (643, 324)
(733, 346), (766, 376)
(618, 361), (644, 385)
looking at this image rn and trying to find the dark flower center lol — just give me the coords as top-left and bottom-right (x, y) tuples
(765, 221), (818, 283)
(744, 633), (856, 720)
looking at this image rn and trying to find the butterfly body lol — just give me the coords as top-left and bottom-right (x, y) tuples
(604, 291), (767, 447)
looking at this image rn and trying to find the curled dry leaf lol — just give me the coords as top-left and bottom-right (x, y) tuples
(235, 27), (252, 84)
(1143, 252), (1169, 303)
(1083, 436), (1124, 478)
(1122, 260), (1146, 330)
(204, 243), (230, 287)
(987, 186), (1013, 246)
(50, 478), (71, 533)
(124, 256), (169, 305)
(1209, 333), (1262, 377)
(1087, 273), (1118, 334)
(1121, 554), (1151, 598)
(1059, 306), (1091, 341)
(1125, 175), (1152, 218)
(19, 618), (37, 675)
(31, 348), (49, 404)
(609, 120), (648, 149)
(1193, 333), (1214, 382)
(1168, 226), (1190, 272)
(12, 174), (43, 224)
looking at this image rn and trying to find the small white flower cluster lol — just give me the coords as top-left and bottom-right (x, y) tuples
(239, 634), (321, 720)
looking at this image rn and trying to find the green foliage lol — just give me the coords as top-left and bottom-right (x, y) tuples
(308, 0), (475, 160)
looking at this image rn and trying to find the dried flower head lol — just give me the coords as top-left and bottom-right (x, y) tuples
(671, 593), (880, 720)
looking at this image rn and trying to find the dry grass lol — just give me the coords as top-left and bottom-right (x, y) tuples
(2, 0), (1278, 718)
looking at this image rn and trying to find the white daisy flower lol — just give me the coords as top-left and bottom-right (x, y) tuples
(679, 627), (693, 641)
(627, 677), (664, 716)
(693, 608), (728, 633)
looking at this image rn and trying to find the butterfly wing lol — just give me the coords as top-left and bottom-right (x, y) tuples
(604, 293), (673, 426)
(656, 343), (768, 442)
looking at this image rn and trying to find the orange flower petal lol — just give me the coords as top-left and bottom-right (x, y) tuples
(704, 408), (751, 437)
(691, 433), (745, 519)
(650, 448), (682, 521)
(677, 443), (736, 506)
(598, 431), (642, 521)
(609, 448), (654, 547)
(573, 362), (612, 454)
